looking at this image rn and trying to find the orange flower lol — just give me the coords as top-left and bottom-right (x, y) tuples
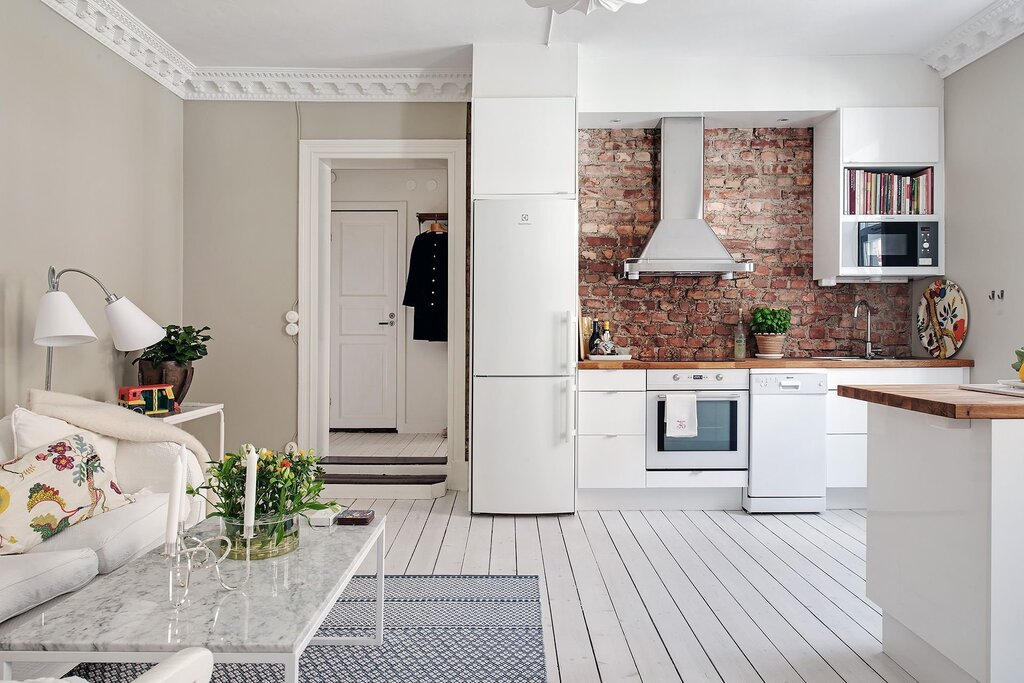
(281, 459), (291, 468)
(952, 319), (966, 343)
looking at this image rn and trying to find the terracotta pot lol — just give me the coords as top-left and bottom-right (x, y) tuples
(137, 360), (194, 406)
(754, 334), (786, 356)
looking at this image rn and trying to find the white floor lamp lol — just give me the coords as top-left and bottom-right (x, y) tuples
(33, 265), (166, 390)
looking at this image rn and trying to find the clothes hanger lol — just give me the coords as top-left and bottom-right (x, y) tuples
(428, 221), (448, 233)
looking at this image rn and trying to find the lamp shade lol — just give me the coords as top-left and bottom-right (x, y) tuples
(33, 291), (97, 347)
(104, 296), (165, 351)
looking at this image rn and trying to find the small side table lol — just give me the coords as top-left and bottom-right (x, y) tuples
(156, 402), (224, 460)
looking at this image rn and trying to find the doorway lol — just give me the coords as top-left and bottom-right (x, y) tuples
(297, 139), (467, 490)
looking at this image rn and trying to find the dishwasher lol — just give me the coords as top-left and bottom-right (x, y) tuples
(743, 373), (828, 513)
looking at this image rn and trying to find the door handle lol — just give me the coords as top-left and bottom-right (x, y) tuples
(564, 380), (575, 443)
(377, 321), (395, 326)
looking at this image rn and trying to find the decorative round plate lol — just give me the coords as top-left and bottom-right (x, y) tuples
(917, 278), (969, 358)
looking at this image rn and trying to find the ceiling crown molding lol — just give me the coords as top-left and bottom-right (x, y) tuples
(921, 0), (1024, 77)
(39, 0), (194, 95)
(184, 68), (473, 102)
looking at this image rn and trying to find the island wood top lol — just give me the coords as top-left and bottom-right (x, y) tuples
(579, 359), (974, 370)
(838, 384), (1024, 419)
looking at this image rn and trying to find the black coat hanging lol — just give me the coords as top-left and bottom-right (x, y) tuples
(402, 230), (448, 342)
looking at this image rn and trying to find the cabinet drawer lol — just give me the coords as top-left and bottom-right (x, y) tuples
(578, 392), (645, 435)
(578, 370), (645, 392)
(827, 367), (969, 390)
(578, 435), (645, 488)
(826, 434), (867, 488)
(827, 391), (867, 434)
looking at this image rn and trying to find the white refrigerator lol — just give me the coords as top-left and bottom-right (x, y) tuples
(471, 198), (578, 514)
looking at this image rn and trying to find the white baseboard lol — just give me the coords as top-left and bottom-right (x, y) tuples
(826, 487), (867, 509)
(577, 487), (743, 511)
(883, 613), (978, 683)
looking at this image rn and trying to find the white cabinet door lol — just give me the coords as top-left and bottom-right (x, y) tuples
(826, 391), (868, 434)
(578, 435), (645, 488)
(841, 107), (940, 164)
(472, 97), (577, 196)
(826, 434), (868, 488)
(473, 199), (578, 377)
(578, 370), (646, 392)
(577, 393), (646, 435)
(330, 211), (399, 429)
(472, 377), (576, 514)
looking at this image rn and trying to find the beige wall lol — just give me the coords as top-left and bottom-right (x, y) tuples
(913, 36), (1024, 382)
(0, 0), (183, 413)
(183, 102), (466, 452)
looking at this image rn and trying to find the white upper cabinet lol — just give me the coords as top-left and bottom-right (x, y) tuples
(841, 107), (940, 164)
(472, 97), (577, 196)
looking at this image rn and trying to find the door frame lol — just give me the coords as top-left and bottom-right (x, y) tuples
(330, 203), (419, 432)
(298, 139), (468, 489)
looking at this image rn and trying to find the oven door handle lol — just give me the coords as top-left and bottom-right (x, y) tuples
(656, 392), (744, 400)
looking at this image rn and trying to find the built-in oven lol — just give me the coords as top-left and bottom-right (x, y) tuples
(857, 220), (938, 268)
(646, 369), (749, 470)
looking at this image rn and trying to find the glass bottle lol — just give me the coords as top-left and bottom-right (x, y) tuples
(588, 319), (603, 354)
(734, 307), (747, 360)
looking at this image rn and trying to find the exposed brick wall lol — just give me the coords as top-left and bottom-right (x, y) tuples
(579, 127), (911, 360)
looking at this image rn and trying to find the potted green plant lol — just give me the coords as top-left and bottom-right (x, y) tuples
(749, 307), (792, 357)
(132, 325), (212, 405)
(187, 446), (339, 560)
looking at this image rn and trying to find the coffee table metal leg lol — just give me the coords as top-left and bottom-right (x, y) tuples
(283, 653), (299, 683)
(374, 527), (385, 645)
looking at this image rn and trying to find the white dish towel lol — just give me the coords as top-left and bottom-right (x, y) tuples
(665, 393), (698, 438)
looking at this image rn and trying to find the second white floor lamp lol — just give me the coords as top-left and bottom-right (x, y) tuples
(33, 265), (166, 390)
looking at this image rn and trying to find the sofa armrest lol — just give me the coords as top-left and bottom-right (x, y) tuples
(116, 441), (206, 526)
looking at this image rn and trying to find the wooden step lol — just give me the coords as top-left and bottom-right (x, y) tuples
(319, 473), (448, 500)
(321, 455), (446, 466)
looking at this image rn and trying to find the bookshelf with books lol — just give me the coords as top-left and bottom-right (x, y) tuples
(813, 107), (944, 285)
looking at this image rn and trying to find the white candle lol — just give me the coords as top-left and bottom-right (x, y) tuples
(178, 443), (188, 525)
(165, 450), (183, 551)
(243, 445), (257, 539)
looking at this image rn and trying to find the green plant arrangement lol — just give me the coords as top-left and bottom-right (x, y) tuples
(749, 307), (792, 357)
(1013, 346), (1024, 382)
(132, 325), (212, 406)
(749, 307), (792, 335)
(133, 325), (212, 366)
(187, 445), (340, 560)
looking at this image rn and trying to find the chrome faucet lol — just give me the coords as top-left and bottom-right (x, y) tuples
(853, 299), (877, 358)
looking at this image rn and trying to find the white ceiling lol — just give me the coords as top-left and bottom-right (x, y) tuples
(118, 0), (992, 69)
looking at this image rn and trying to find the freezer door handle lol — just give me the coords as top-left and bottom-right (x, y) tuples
(564, 310), (576, 373)
(564, 379), (576, 442)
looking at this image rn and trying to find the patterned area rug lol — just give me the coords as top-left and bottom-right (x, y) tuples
(69, 575), (545, 683)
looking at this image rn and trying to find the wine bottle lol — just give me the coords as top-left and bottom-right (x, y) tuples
(734, 307), (747, 360)
(588, 319), (603, 354)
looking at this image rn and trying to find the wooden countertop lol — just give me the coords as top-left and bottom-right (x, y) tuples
(578, 359), (974, 370)
(838, 384), (1024, 419)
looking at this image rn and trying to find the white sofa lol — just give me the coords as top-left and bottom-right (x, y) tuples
(0, 413), (206, 636)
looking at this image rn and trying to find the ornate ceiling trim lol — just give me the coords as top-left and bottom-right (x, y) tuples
(39, 0), (194, 96)
(921, 0), (1024, 78)
(184, 69), (473, 102)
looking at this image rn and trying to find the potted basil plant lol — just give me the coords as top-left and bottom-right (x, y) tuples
(749, 307), (792, 357)
(132, 324), (212, 405)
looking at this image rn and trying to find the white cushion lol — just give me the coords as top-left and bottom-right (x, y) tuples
(0, 416), (14, 465)
(11, 407), (118, 471)
(26, 492), (168, 574)
(0, 548), (97, 622)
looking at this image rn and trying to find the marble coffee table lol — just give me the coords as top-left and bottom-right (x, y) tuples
(0, 515), (385, 683)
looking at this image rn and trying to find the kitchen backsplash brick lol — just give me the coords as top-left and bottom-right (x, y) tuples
(579, 127), (911, 360)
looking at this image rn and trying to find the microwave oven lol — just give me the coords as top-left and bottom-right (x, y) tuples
(858, 220), (938, 268)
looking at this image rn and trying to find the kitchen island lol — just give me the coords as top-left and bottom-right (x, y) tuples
(838, 384), (1024, 683)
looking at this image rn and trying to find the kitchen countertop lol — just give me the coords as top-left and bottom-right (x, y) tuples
(578, 358), (975, 370)
(838, 384), (1024, 419)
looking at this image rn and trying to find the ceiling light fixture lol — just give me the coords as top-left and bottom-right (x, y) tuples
(527, 0), (648, 15)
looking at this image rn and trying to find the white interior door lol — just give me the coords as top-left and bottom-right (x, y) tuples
(330, 211), (399, 429)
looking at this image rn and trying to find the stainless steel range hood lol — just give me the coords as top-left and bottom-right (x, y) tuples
(623, 117), (754, 280)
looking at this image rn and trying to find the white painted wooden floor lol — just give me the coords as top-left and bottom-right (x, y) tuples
(329, 431), (446, 458)
(340, 493), (911, 683)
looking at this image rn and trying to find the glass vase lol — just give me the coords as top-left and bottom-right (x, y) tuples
(221, 513), (300, 560)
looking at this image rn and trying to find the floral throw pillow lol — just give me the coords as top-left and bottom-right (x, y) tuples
(0, 433), (133, 555)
